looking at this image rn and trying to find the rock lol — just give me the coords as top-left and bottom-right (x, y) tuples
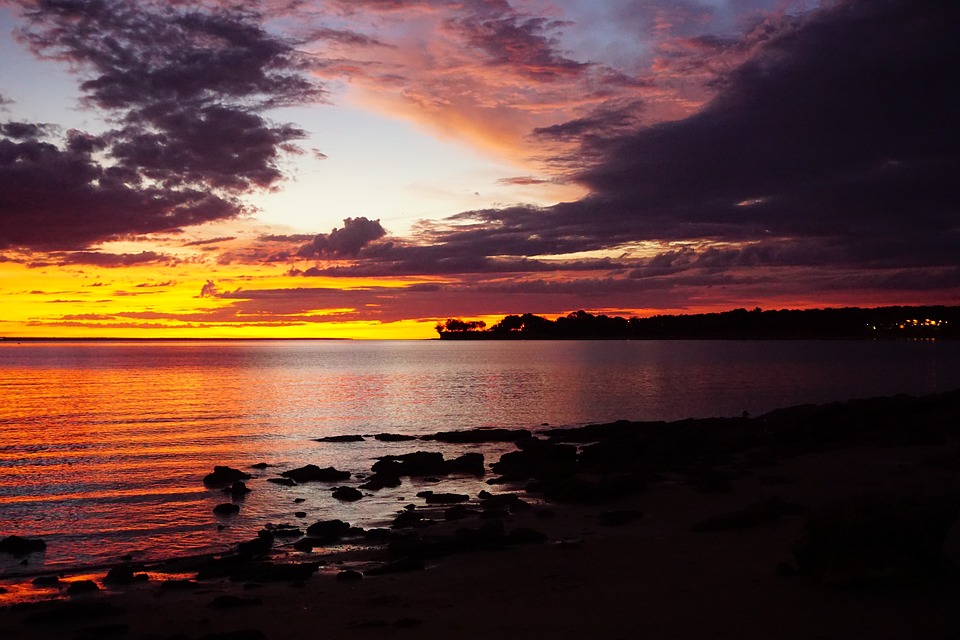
(332, 486), (364, 502)
(478, 491), (531, 512)
(237, 534), (273, 556)
(250, 462), (271, 469)
(373, 451), (447, 477)
(281, 464), (351, 483)
(203, 466), (252, 487)
(267, 477), (297, 486)
(159, 579), (201, 590)
(337, 570), (364, 582)
(223, 481), (252, 497)
(32, 575), (60, 587)
(103, 564), (149, 585)
(293, 538), (321, 552)
(359, 472), (402, 490)
(391, 510), (424, 529)
(0, 535), (46, 556)
(305, 519), (351, 541)
(214, 503), (241, 516)
(422, 428), (531, 443)
(364, 528), (394, 543)
(447, 452), (485, 475)
(490, 439), (578, 480)
(67, 580), (100, 595)
(444, 505), (474, 521)
(416, 491), (469, 504)
(263, 523), (302, 538)
(315, 434), (365, 443)
(374, 433), (418, 442)
(598, 509), (645, 526)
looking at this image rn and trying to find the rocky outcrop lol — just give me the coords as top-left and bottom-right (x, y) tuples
(281, 464), (351, 483)
(203, 466), (252, 487)
(0, 535), (46, 556)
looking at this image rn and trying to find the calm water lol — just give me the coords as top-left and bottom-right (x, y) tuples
(2, 339), (960, 578)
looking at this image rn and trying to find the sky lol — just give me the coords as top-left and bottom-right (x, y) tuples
(0, 0), (957, 339)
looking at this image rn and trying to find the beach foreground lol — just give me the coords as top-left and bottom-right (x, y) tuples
(3, 391), (960, 639)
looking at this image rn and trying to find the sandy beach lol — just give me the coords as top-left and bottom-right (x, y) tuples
(4, 391), (960, 639)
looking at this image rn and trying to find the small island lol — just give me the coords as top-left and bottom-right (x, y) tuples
(436, 305), (960, 340)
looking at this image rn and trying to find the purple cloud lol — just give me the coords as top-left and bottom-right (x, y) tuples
(0, 0), (323, 251)
(296, 217), (387, 258)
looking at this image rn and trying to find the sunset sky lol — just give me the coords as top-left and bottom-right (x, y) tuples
(0, 0), (957, 338)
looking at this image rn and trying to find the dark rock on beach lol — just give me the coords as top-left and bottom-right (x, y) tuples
(66, 580), (100, 595)
(0, 535), (46, 556)
(417, 490), (469, 504)
(374, 433), (418, 442)
(281, 464), (351, 483)
(315, 434), (365, 443)
(305, 519), (351, 541)
(373, 451), (447, 477)
(422, 427), (532, 443)
(203, 466), (252, 487)
(223, 481), (252, 497)
(214, 503), (241, 516)
(103, 563), (149, 585)
(332, 486), (364, 501)
(372, 451), (485, 477)
(478, 491), (531, 512)
(237, 534), (273, 556)
(359, 472), (402, 490)
(31, 575), (60, 588)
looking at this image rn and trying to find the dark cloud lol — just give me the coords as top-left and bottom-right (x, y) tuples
(52, 250), (174, 267)
(0, 121), (53, 139)
(182, 236), (236, 246)
(427, 0), (959, 279)
(0, 0), (323, 250)
(296, 216), (387, 258)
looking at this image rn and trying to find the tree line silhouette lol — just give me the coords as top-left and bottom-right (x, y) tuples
(436, 306), (960, 340)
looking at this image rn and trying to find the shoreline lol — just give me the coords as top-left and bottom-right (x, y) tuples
(4, 389), (960, 638)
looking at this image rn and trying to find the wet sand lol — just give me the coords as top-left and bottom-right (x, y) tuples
(3, 391), (960, 639)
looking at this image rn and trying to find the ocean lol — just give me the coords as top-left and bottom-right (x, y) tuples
(2, 339), (960, 577)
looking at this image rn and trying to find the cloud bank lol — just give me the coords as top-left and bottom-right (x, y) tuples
(0, 0), (323, 250)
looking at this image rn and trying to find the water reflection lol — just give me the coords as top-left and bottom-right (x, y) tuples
(2, 339), (960, 575)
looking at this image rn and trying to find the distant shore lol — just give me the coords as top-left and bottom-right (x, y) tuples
(3, 389), (960, 639)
